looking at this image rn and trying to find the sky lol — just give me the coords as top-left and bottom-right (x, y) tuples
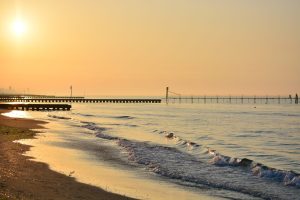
(0, 0), (299, 96)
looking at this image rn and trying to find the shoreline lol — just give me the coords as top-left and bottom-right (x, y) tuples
(0, 109), (135, 200)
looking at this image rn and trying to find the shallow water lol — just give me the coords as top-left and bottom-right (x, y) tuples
(8, 102), (300, 199)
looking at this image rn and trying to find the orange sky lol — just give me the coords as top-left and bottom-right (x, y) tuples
(1, 0), (299, 96)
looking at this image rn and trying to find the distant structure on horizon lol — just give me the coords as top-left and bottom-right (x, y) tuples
(165, 87), (299, 105)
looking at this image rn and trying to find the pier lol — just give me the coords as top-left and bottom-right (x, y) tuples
(165, 88), (299, 104)
(0, 103), (71, 111)
(0, 90), (298, 105)
(164, 96), (298, 104)
(0, 98), (162, 104)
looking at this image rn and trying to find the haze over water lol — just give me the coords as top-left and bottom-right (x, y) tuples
(12, 101), (300, 200)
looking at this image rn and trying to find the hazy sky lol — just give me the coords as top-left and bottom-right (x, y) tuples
(1, 0), (299, 96)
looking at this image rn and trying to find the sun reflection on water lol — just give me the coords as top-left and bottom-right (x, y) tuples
(2, 110), (31, 118)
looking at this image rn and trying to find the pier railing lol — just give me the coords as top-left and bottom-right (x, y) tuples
(163, 95), (298, 104)
(164, 87), (298, 104)
(0, 95), (84, 99)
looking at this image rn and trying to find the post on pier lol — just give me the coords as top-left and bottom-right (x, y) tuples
(166, 87), (169, 104)
(70, 85), (73, 98)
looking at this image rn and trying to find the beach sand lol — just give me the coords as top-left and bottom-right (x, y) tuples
(0, 109), (135, 200)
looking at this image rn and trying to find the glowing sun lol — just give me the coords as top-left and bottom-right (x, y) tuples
(12, 20), (27, 36)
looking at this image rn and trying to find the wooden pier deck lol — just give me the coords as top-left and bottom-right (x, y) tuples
(0, 103), (71, 111)
(0, 98), (162, 104)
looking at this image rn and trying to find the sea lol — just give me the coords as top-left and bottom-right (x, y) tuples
(5, 98), (300, 200)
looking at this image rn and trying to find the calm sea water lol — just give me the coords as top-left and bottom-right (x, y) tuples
(9, 101), (300, 199)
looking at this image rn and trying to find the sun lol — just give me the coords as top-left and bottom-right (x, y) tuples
(12, 19), (27, 36)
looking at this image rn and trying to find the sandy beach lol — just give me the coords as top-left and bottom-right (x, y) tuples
(0, 109), (135, 200)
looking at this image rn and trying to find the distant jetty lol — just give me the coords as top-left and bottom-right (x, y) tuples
(164, 95), (299, 104)
(165, 87), (299, 104)
(0, 93), (298, 105)
(0, 95), (161, 104)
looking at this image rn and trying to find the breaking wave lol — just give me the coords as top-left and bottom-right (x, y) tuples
(47, 114), (71, 120)
(80, 122), (300, 199)
(153, 129), (300, 188)
(73, 112), (135, 120)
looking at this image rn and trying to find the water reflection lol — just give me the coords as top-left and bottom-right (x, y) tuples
(2, 110), (31, 118)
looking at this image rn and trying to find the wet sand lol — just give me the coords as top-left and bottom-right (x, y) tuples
(0, 109), (135, 200)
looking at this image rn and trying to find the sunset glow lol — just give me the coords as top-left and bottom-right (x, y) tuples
(1, 1), (299, 96)
(11, 19), (27, 37)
